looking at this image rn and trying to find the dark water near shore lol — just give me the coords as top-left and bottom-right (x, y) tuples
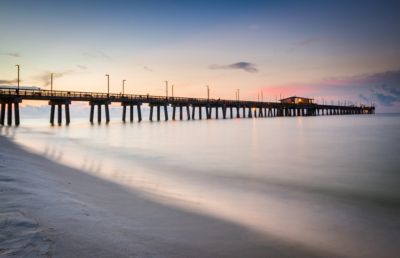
(1, 112), (400, 257)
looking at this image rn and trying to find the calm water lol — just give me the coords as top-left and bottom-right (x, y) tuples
(1, 111), (400, 257)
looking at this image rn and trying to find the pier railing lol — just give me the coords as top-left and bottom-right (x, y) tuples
(0, 88), (274, 106)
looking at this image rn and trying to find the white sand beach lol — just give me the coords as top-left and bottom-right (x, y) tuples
(0, 135), (334, 257)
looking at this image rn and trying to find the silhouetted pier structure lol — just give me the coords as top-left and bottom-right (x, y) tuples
(0, 88), (375, 126)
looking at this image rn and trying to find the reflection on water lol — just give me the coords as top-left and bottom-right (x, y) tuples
(2, 114), (400, 257)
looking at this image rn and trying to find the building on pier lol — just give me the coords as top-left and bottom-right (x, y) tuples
(280, 96), (314, 104)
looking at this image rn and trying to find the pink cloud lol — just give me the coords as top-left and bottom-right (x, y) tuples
(256, 69), (400, 112)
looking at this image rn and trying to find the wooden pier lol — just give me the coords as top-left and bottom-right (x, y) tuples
(0, 88), (375, 126)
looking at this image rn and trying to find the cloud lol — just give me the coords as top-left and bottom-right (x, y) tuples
(367, 82), (400, 107)
(261, 69), (400, 111)
(328, 70), (400, 107)
(83, 51), (111, 60)
(34, 70), (74, 87)
(296, 37), (323, 46)
(142, 66), (153, 72)
(373, 92), (398, 106)
(0, 79), (17, 84)
(358, 94), (369, 102)
(209, 62), (258, 73)
(0, 52), (20, 57)
(77, 65), (87, 70)
(287, 37), (326, 52)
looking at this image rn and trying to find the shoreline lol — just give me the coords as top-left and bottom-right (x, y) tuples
(0, 135), (332, 257)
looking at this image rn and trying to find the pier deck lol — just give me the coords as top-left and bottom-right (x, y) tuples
(0, 88), (375, 126)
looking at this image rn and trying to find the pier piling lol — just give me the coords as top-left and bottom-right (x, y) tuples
(186, 105), (190, 120)
(88, 100), (110, 124)
(149, 105), (153, 121)
(164, 104), (168, 121)
(0, 99), (21, 126)
(0, 103), (5, 125)
(199, 106), (202, 120)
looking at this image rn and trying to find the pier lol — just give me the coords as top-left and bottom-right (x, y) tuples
(0, 88), (375, 126)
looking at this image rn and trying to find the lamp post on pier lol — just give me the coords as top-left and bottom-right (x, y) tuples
(50, 73), (53, 92)
(165, 80), (168, 99)
(105, 74), (110, 97)
(15, 64), (20, 95)
(122, 80), (126, 96)
(206, 85), (210, 101)
(171, 84), (174, 98)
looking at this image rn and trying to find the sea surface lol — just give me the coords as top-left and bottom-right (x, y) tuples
(1, 109), (400, 257)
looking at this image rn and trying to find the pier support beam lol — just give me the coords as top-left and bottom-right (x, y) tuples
(14, 102), (20, 125)
(171, 104), (190, 121)
(65, 103), (70, 124)
(149, 105), (154, 121)
(164, 104), (169, 121)
(57, 104), (62, 125)
(186, 105), (190, 120)
(90, 104), (94, 123)
(172, 106), (176, 120)
(122, 105), (127, 122)
(199, 106), (202, 120)
(192, 106), (196, 120)
(248, 107), (252, 118)
(157, 105), (161, 121)
(130, 105), (134, 122)
(6, 102), (12, 125)
(97, 104), (102, 123)
(222, 106), (227, 119)
(121, 102), (142, 122)
(276, 108), (281, 117)
(104, 103), (110, 123)
(89, 100), (110, 124)
(0, 102), (5, 125)
(137, 104), (142, 122)
(48, 99), (71, 126)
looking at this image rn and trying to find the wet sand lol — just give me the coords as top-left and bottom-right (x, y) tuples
(0, 135), (336, 257)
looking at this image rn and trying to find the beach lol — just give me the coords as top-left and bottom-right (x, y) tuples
(0, 135), (332, 257)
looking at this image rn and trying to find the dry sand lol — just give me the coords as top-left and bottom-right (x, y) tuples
(0, 135), (334, 257)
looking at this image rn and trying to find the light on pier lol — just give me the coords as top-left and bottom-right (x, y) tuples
(50, 73), (53, 92)
(105, 74), (110, 97)
(15, 64), (20, 95)
(165, 80), (168, 99)
(122, 80), (126, 95)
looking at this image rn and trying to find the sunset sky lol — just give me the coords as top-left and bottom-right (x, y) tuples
(1, 0), (399, 112)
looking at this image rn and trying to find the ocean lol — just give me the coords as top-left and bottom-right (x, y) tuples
(1, 109), (399, 257)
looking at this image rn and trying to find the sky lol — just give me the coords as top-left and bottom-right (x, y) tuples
(1, 0), (400, 112)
